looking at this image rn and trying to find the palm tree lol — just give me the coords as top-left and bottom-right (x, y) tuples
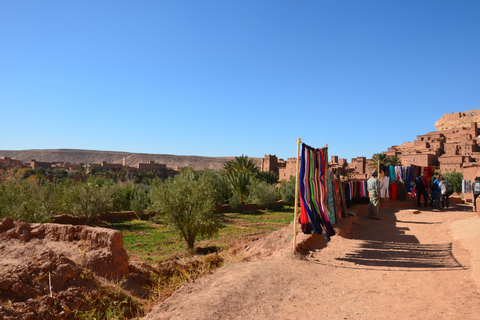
(222, 155), (260, 204)
(369, 153), (390, 170)
(388, 156), (402, 166)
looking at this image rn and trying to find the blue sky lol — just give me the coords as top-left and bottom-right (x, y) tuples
(1, 1), (479, 162)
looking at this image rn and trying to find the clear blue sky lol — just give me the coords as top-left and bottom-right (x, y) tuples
(1, 1), (479, 162)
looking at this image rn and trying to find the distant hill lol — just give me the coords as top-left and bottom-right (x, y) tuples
(0, 149), (262, 171)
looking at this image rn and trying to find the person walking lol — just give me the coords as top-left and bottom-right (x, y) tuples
(439, 175), (449, 209)
(367, 170), (381, 220)
(415, 172), (429, 208)
(429, 172), (438, 207)
(472, 177), (480, 211)
(433, 174), (442, 209)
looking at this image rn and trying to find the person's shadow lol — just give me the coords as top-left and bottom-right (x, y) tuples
(337, 206), (465, 270)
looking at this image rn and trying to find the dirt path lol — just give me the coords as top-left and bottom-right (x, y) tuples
(145, 204), (480, 320)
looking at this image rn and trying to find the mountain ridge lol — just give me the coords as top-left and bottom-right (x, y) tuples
(0, 149), (261, 171)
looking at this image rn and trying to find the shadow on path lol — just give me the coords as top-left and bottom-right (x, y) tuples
(337, 206), (466, 270)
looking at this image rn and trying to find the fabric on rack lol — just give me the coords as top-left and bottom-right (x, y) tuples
(395, 166), (403, 183)
(334, 175), (343, 219)
(462, 180), (472, 193)
(345, 182), (351, 208)
(389, 166), (396, 182)
(424, 167), (433, 185)
(411, 165), (421, 178)
(336, 173), (347, 218)
(406, 166), (414, 192)
(318, 149), (335, 235)
(390, 182), (398, 200)
(299, 198), (312, 234)
(299, 145), (317, 234)
(298, 143), (335, 238)
(380, 176), (390, 198)
(396, 180), (406, 201)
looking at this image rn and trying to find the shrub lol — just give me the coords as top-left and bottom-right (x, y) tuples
(0, 179), (55, 223)
(249, 180), (281, 209)
(442, 170), (463, 194)
(111, 182), (134, 212)
(59, 177), (116, 224)
(149, 167), (221, 252)
(130, 185), (151, 218)
(279, 176), (296, 206)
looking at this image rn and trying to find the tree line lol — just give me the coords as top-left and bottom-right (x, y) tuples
(0, 156), (296, 251)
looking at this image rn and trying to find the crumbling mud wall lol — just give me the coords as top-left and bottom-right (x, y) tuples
(0, 218), (131, 319)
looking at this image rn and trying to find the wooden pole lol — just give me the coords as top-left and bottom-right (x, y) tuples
(293, 138), (301, 252)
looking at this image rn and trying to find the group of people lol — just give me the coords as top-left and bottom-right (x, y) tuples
(366, 170), (453, 221)
(414, 172), (451, 209)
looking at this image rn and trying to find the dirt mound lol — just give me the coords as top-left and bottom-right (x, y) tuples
(242, 222), (328, 261)
(0, 218), (135, 320)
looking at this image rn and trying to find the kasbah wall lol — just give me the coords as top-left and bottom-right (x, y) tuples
(261, 109), (480, 200)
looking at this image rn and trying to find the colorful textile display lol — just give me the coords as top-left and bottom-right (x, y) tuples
(344, 180), (369, 207)
(462, 180), (472, 193)
(298, 143), (335, 239)
(406, 167), (414, 192)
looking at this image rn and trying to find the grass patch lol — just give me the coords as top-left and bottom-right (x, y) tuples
(108, 206), (294, 263)
(99, 205), (295, 319)
(111, 220), (188, 262)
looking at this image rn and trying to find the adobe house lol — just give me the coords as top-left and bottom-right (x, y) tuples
(0, 157), (24, 169)
(261, 155), (296, 181)
(30, 159), (52, 170)
(137, 160), (167, 172)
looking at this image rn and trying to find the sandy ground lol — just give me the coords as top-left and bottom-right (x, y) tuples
(144, 202), (480, 320)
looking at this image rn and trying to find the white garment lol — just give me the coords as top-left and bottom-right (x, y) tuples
(380, 176), (390, 198)
(395, 166), (404, 183)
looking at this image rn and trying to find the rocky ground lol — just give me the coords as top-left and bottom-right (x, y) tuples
(0, 218), (149, 320)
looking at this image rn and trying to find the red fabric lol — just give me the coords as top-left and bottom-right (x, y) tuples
(424, 167), (433, 185)
(391, 183), (397, 200)
(299, 197), (310, 229)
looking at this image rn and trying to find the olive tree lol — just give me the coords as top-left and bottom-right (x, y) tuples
(149, 167), (221, 252)
(279, 176), (296, 206)
(249, 180), (281, 209)
(0, 179), (55, 222)
(59, 177), (115, 224)
(443, 170), (463, 194)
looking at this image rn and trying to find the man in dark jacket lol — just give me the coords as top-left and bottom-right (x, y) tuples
(472, 177), (480, 211)
(415, 172), (429, 208)
(429, 173), (438, 207)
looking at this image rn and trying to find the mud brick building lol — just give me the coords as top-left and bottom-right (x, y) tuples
(0, 157), (24, 169)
